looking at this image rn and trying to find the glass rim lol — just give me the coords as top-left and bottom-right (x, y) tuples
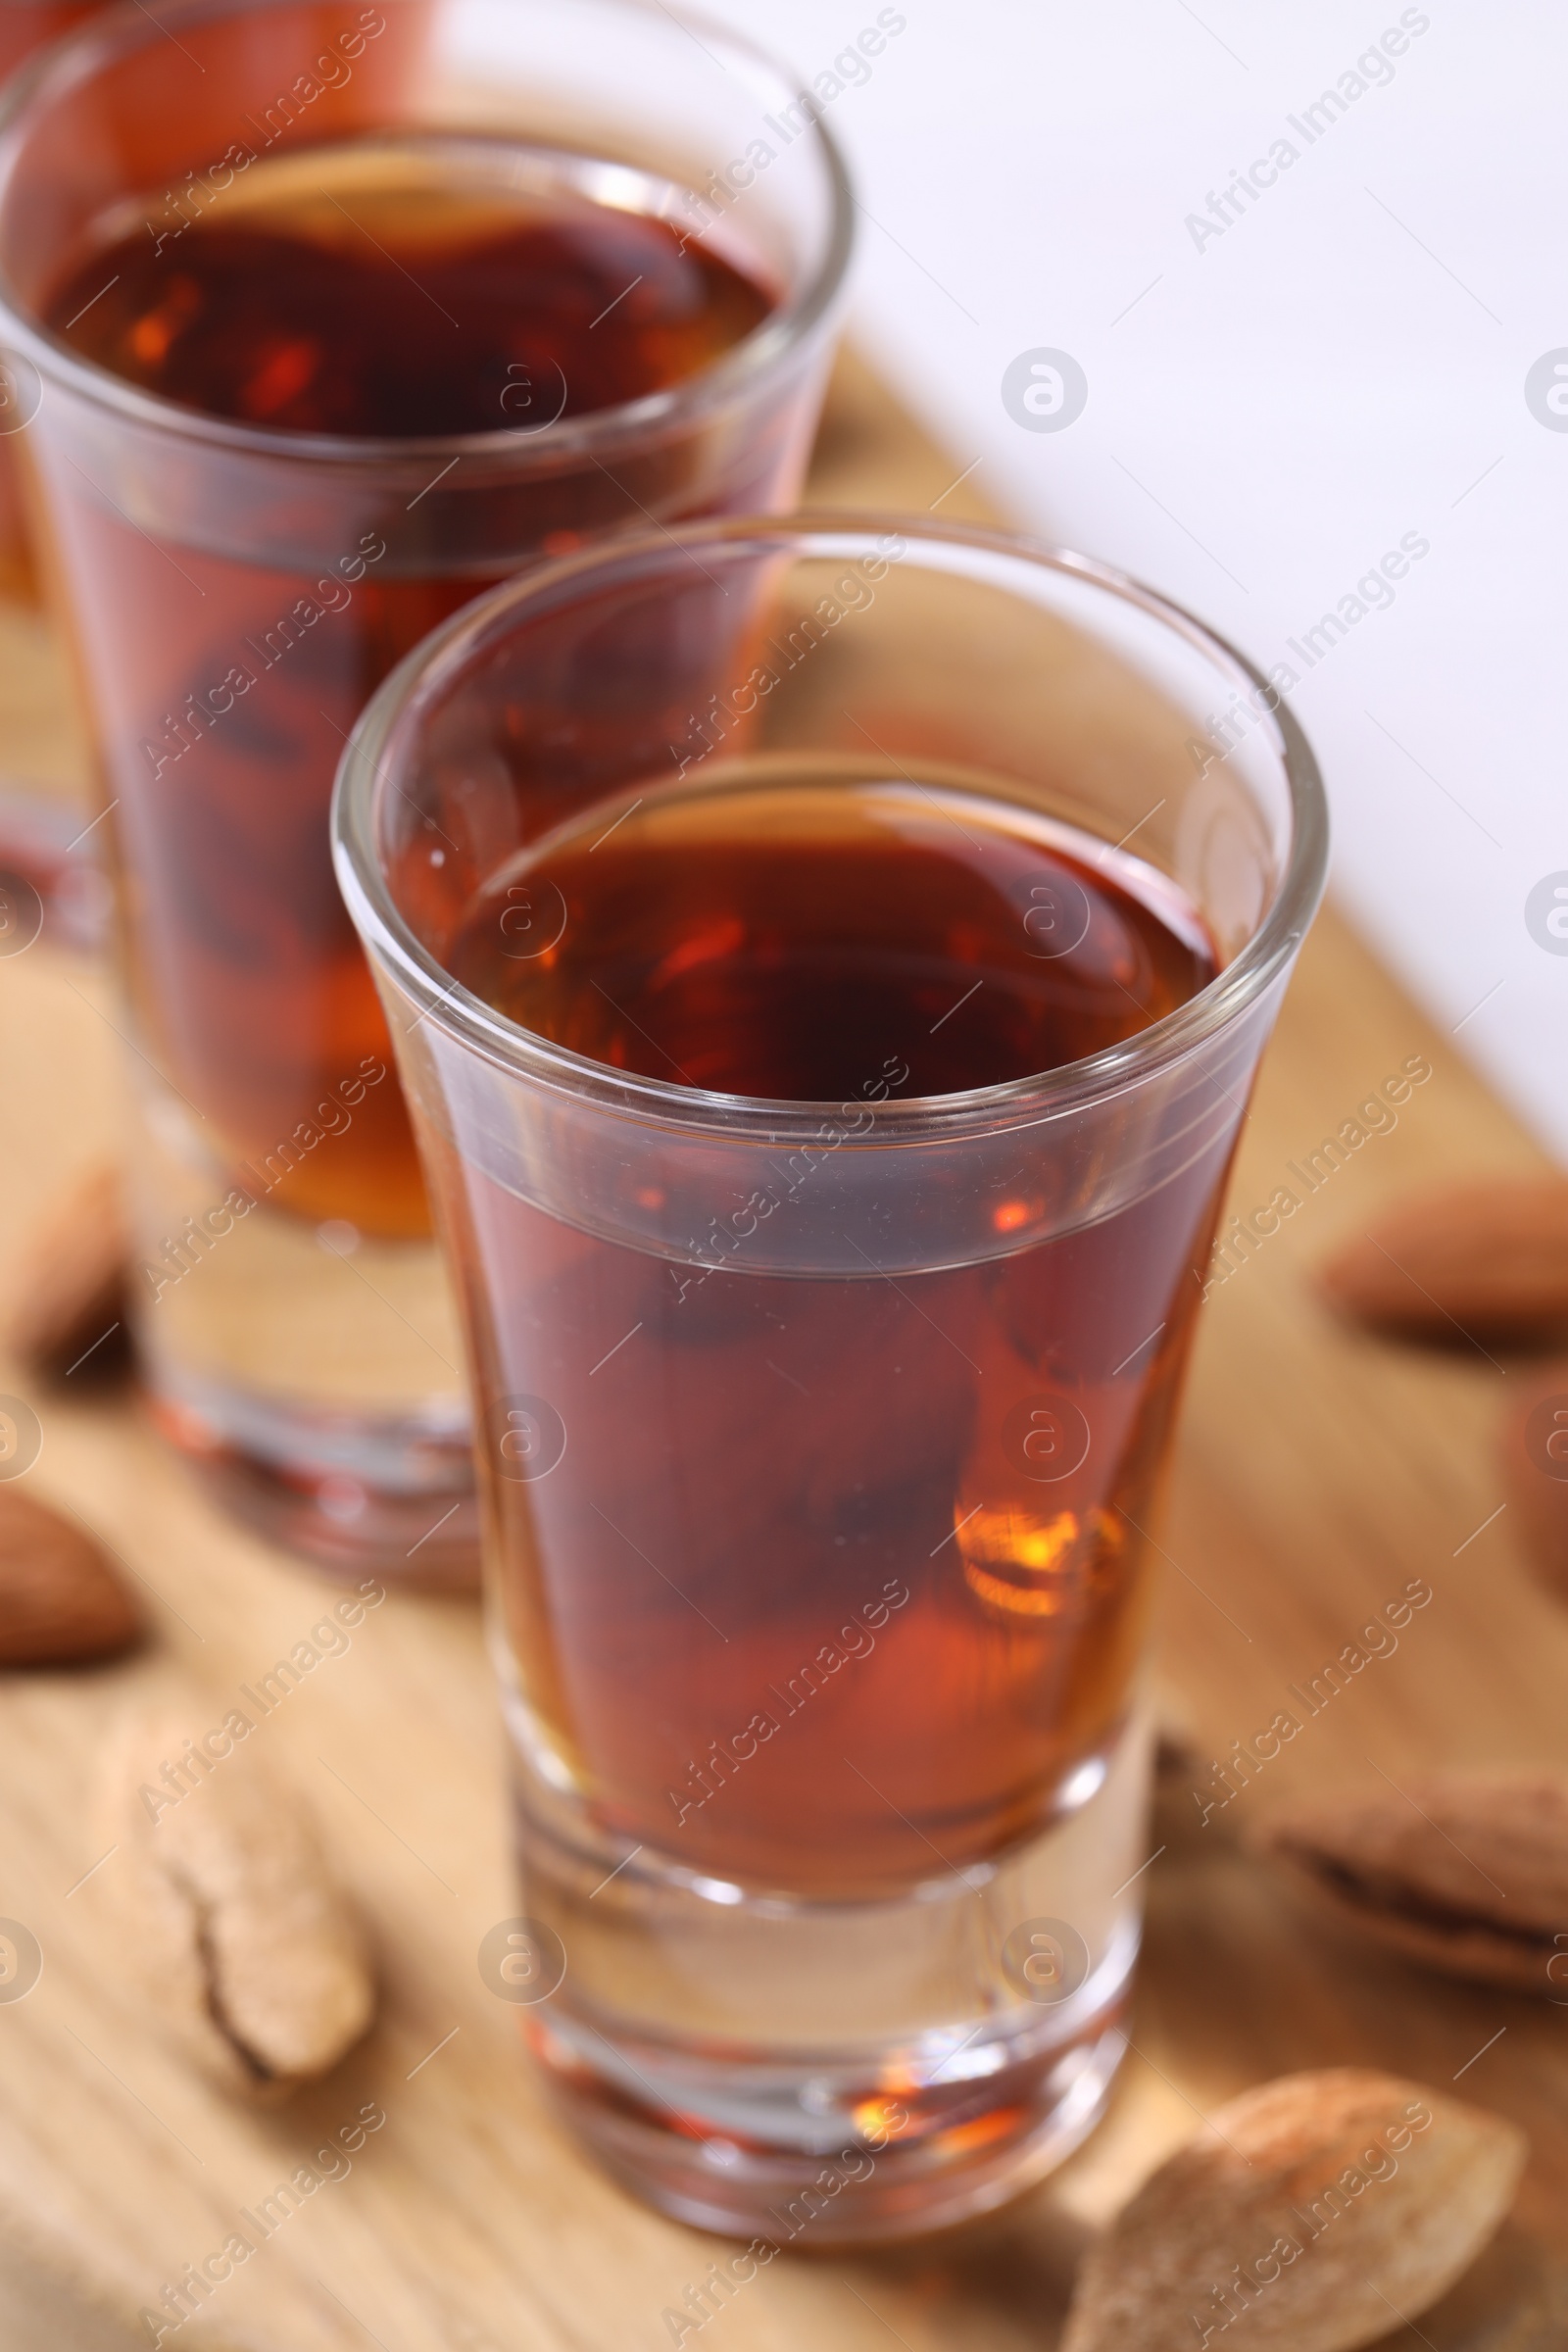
(332, 510), (1331, 1144)
(0, 0), (855, 468)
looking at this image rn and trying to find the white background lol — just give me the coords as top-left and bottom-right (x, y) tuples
(707, 0), (1568, 1159)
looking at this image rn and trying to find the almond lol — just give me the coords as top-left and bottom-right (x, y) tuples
(1500, 1362), (1568, 1604)
(96, 1704), (374, 2096)
(1152, 1679), (1201, 1782)
(1060, 2068), (1524, 2352)
(8, 1161), (130, 1380)
(0, 1487), (140, 1664)
(1253, 1773), (1568, 1995)
(1316, 1177), (1568, 1341)
(1150, 1682), (1225, 1844)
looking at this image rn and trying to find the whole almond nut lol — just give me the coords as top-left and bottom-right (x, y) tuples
(0, 1488), (140, 1665)
(1316, 1178), (1568, 1342)
(96, 1705), (374, 2097)
(1060, 2068), (1525, 2352)
(1500, 1363), (1568, 1604)
(8, 1160), (130, 1380)
(1152, 1680), (1202, 1783)
(1252, 1773), (1568, 1995)
(1150, 1683), (1224, 1844)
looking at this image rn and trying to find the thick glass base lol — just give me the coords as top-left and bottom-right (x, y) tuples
(129, 1067), (477, 1584)
(533, 2007), (1127, 2243)
(505, 1701), (1150, 2242)
(149, 1365), (479, 1588)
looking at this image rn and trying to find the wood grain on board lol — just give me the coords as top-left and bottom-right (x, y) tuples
(0, 350), (1562, 2350)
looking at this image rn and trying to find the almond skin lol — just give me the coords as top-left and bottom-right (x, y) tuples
(8, 1160), (130, 1380)
(1253, 1773), (1568, 1995)
(1060, 2068), (1525, 2352)
(1152, 1680), (1202, 1784)
(1317, 1178), (1568, 1342)
(96, 1706), (374, 2097)
(1151, 1684), (1222, 1845)
(1500, 1361), (1568, 1605)
(0, 1488), (140, 1665)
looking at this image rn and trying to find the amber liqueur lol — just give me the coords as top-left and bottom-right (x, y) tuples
(439, 772), (1231, 1894)
(40, 136), (775, 1233)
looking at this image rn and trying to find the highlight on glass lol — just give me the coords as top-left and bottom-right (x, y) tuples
(333, 513), (1329, 2238)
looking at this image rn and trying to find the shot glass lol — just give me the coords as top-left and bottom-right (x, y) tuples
(0, 0), (850, 1577)
(333, 514), (1328, 2237)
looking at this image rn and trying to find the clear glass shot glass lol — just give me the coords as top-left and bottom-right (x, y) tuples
(333, 514), (1328, 2238)
(0, 0), (850, 1579)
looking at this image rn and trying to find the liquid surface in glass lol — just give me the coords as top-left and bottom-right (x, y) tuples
(48, 135), (772, 436)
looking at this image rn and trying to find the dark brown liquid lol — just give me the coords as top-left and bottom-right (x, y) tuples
(436, 776), (1227, 1892)
(38, 138), (775, 1233)
(49, 151), (769, 438)
(450, 776), (1213, 1093)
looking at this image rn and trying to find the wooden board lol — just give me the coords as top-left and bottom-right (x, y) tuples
(0, 351), (1563, 2350)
